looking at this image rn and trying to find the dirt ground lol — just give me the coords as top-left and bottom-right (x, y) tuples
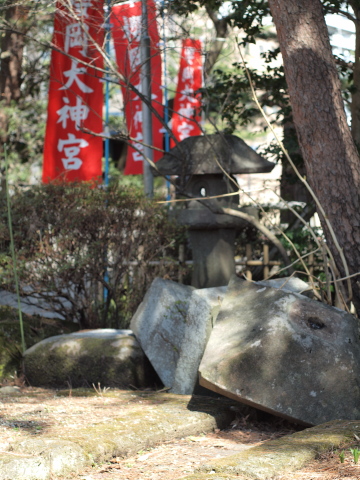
(1, 387), (360, 480)
(70, 437), (360, 480)
(278, 447), (360, 480)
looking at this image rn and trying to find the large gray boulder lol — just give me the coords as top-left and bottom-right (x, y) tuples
(199, 276), (360, 426)
(24, 329), (158, 388)
(171, 286), (226, 394)
(130, 278), (226, 394)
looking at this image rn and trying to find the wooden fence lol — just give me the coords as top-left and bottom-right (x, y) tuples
(178, 243), (282, 282)
(236, 246), (318, 280)
(163, 244), (318, 283)
(236, 244), (281, 280)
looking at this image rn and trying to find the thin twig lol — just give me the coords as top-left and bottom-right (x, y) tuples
(221, 207), (293, 272)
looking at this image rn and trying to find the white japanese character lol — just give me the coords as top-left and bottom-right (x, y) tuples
(57, 97), (90, 130)
(133, 108), (143, 129)
(123, 15), (142, 42)
(132, 80), (142, 94)
(132, 132), (144, 161)
(178, 106), (194, 119)
(57, 133), (89, 170)
(72, 0), (93, 18)
(178, 88), (197, 103)
(181, 66), (194, 82)
(128, 46), (141, 71)
(65, 23), (89, 56)
(184, 47), (196, 65)
(131, 80), (157, 101)
(59, 60), (94, 93)
(177, 121), (195, 140)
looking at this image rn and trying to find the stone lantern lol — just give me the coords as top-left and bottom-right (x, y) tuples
(153, 133), (275, 288)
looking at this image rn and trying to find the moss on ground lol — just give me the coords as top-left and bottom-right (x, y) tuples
(63, 403), (234, 462)
(190, 420), (360, 480)
(3, 389), (360, 480)
(8, 391), (237, 465)
(56, 389), (192, 400)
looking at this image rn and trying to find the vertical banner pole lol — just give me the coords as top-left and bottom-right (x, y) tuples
(161, 0), (171, 202)
(161, 0), (169, 153)
(104, 0), (111, 188)
(103, 0), (111, 303)
(141, 0), (154, 198)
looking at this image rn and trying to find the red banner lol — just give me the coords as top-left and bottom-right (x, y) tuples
(111, 1), (164, 175)
(42, 0), (104, 183)
(171, 39), (203, 148)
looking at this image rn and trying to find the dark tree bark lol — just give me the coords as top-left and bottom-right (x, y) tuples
(268, 0), (360, 309)
(0, 2), (26, 184)
(349, 2), (360, 150)
(204, 5), (229, 77)
(0, 3), (25, 127)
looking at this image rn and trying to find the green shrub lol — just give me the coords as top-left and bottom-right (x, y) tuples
(0, 182), (186, 329)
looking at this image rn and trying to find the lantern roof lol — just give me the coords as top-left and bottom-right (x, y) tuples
(152, 134), (275, 176)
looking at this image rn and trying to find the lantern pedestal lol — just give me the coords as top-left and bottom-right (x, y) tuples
(153, 134), (275, 289)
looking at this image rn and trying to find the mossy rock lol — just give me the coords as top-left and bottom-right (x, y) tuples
(0, 306), (78, 380)
(23, 329), (160, 388)
(193, 420), (359, 479)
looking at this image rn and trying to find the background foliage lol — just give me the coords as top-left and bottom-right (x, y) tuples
(0, 183), (187, 329)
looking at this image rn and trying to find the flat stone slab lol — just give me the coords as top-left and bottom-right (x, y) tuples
(2, 388), (360, 480)
(131, 278), (226, 394)
(0, 392), (237, 480)
(0, 290), (66, 319)
(0, 386), (21, 396)
(23, 329), (157, 388)
(178, 420), (360, 480)
(199, 276), (360, 425)
(0, 438), (88, 480)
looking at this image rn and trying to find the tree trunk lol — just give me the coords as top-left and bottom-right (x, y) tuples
(268, 0), (360, 310)
(0, 2), (25, 184)
(204, 6), (229, 77)
(350, 3), (360, 150)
